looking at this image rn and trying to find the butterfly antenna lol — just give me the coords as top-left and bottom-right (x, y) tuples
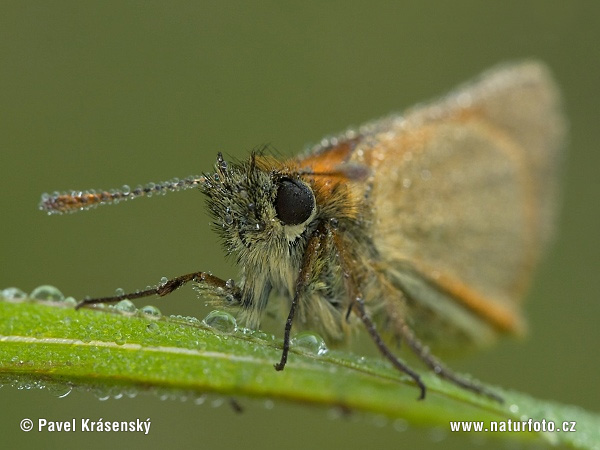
(40, 175), (205, 215)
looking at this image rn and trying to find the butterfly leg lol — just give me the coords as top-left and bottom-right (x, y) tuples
(75, 272), (241, 309)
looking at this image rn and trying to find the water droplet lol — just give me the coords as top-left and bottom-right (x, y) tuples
(145, 182), (156, 197)
(428, 427), (447, 443)
(47, 384), (72, 398)
(121, 185), (131, 196)
(140, 305), (162, 317)
(393, 419), (408, 432)
(30, 285), (64, 302)
(263, 399), (274, 410)
(63, 296), (77, 307)
(250, 330), (274, 341)
(114, 299), (136, 313)
(114, 332), (126, 345)
(225, 279), (235, 289)
(327, 407), (344, 421)
(159, 276), (168, 286)
(329, 217), (339, 229)
(211, 398), (225, 408)
(124, 389), (138, 399)
(291, 331), (328, 356)
(203, 310), (237, 333)
(372, 414), (388, 428)
(115, 287), (125, 297)
(2, 287), (27, 301)
(146, 322), (159, 333)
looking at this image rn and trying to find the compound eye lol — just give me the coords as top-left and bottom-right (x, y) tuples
(275, 178), (315, 226)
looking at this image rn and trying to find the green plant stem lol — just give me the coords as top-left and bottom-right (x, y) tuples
(0, 298), (598, 448)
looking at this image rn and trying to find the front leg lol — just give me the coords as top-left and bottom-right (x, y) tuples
(75, 272), (241, 309)
(274, 222), (328, 371)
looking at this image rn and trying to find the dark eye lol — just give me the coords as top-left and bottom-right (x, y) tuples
(275, 178), (315, 226)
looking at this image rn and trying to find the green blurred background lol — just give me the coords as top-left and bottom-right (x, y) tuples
(1, 1), (598, 448)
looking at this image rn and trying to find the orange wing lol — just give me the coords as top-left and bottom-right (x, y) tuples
(291, 62), (565, 345)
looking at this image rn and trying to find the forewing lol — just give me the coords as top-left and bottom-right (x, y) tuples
(363, 62), (565, 336)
